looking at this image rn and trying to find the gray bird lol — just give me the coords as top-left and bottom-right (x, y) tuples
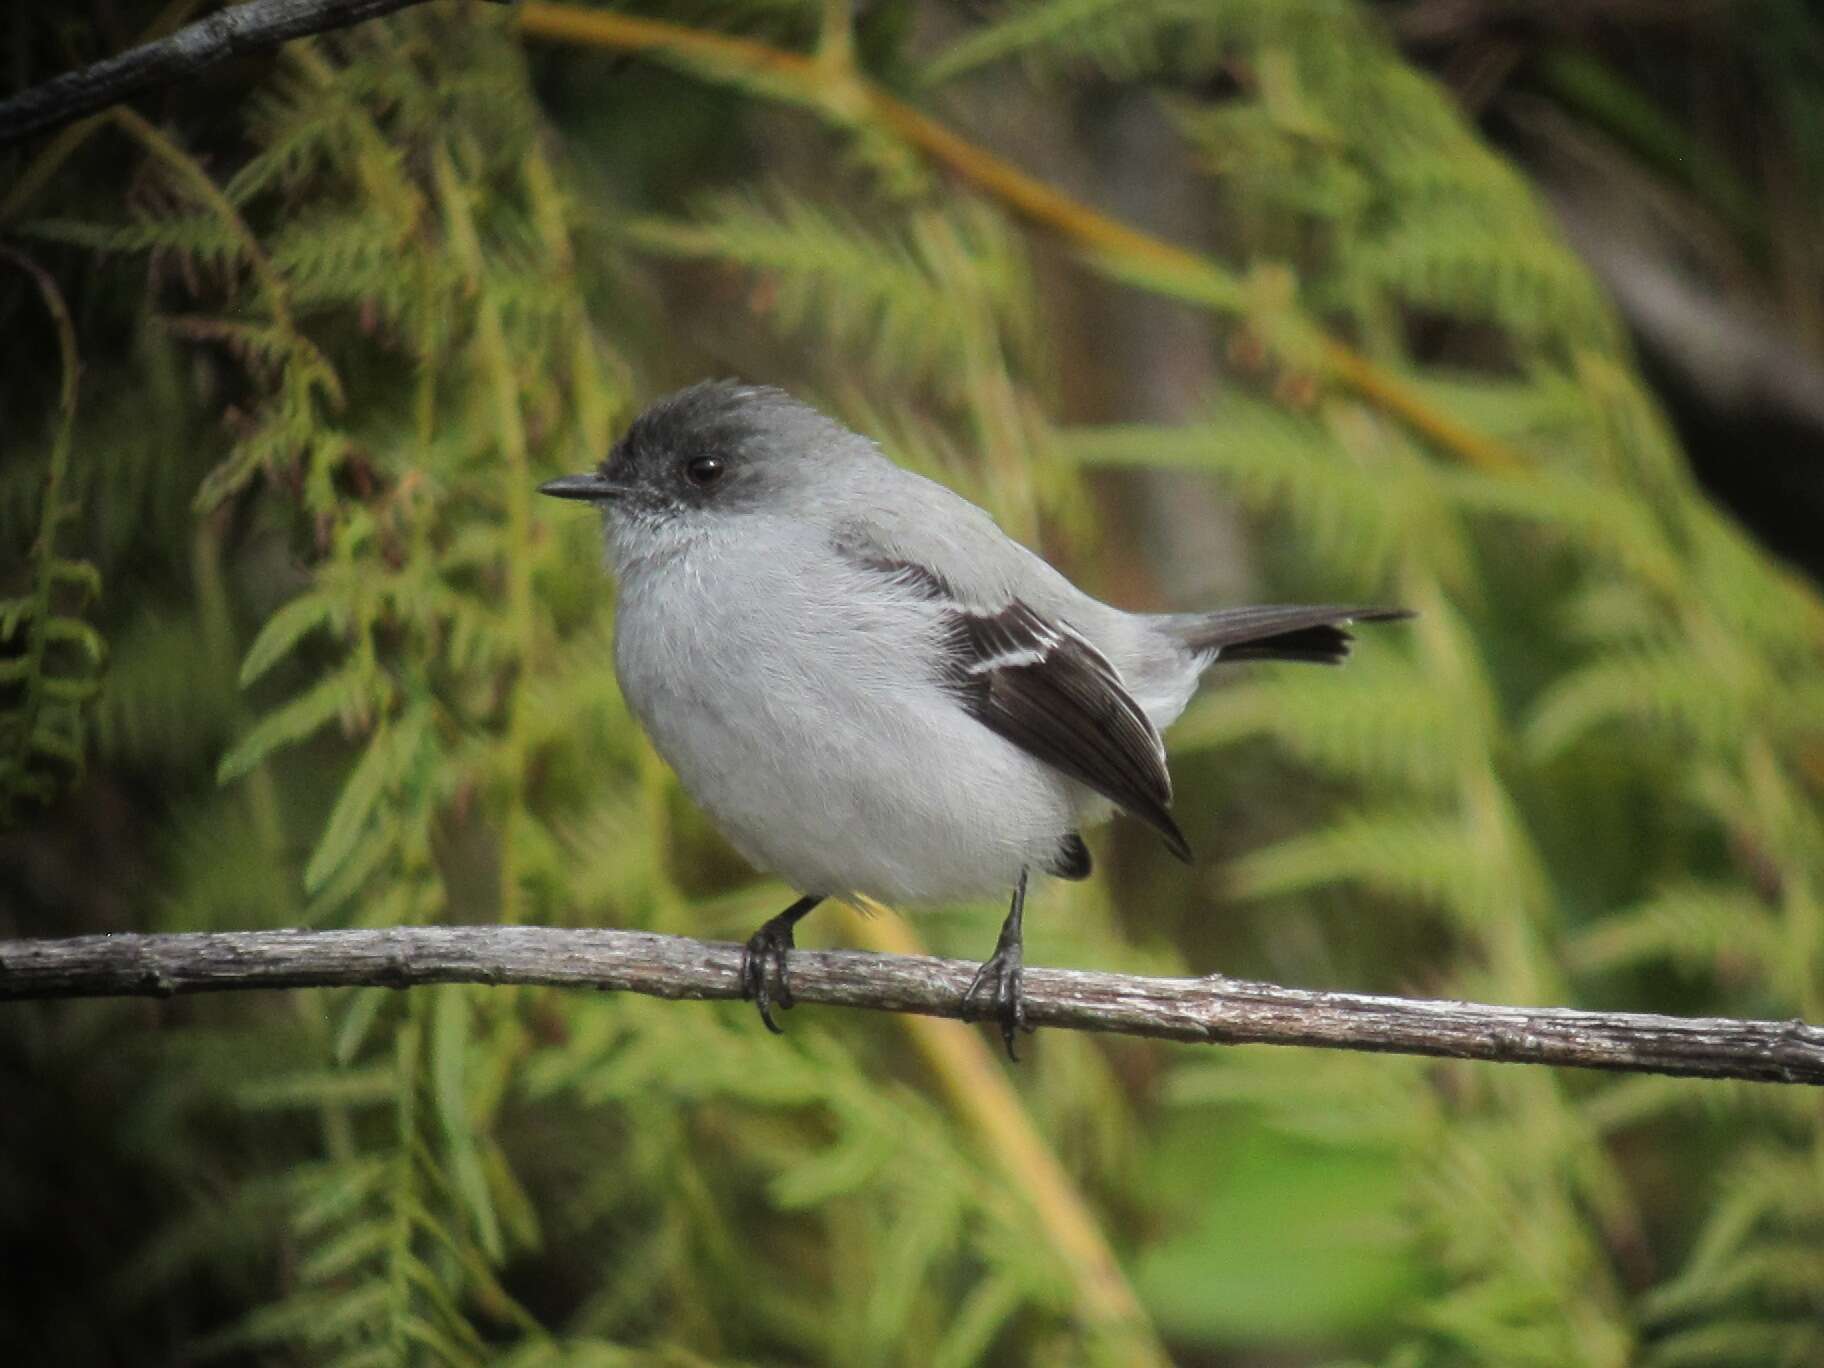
(540, 381), (1407, 1056)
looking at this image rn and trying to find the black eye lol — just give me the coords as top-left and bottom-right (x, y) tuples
(683, 455), (725, 489)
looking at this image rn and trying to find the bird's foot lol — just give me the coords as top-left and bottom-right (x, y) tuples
(740, 914), (799, 1034)
(964, 934), (1027, 1062)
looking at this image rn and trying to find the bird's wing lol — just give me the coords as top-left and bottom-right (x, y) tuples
(846, 547), (1190, 862)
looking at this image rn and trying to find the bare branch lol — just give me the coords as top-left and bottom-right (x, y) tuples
(0, 0), (444, 148)
(3, 925), (1820, 1084)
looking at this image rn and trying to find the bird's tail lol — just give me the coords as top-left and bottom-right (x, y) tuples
(1163, 604), (1412, 667)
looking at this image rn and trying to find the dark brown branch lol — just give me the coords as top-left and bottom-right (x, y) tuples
(3, 925), (1821, 1084)
(0, 0), (447, 147)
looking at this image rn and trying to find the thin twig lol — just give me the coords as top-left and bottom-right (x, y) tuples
(4, 925), (1822, 1085)
(0, 0), (440, 146)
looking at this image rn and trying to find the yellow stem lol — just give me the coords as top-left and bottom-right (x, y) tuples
(514, 2), (1524, 476)
(110, 107), (297, 337)
(844, 903), (1170, 1366)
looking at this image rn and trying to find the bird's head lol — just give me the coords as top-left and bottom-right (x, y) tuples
(538, 380), (869, 563)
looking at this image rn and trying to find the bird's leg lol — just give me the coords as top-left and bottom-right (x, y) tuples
(964, 868), (1030, 1061)
(740, 895), (823, 1034)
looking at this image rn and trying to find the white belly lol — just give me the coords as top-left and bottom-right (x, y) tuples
(612, 535), (1082, 902)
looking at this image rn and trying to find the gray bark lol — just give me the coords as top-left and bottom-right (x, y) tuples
(0, 0), (446, 147)
(4, 925), (1821, 1084)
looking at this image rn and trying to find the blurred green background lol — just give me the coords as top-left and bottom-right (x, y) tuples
(5, 1), (1824, 1363)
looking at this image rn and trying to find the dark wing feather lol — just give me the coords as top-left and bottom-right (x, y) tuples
(942, 601), (1191, 863)
(843, 544), (1191, 862)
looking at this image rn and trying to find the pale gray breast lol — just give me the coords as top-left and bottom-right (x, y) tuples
(609, 516), (1077, 899)
(610, 517), (962, 789)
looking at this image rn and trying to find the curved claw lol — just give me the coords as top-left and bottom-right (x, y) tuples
(741, 917), (798, 1034)
(964, 945), (1027, 1062)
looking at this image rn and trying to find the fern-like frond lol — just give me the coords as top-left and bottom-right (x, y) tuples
(89, 607), (236, 768)
(1174, 655), (1468, 798)
(1228, 809), (1496, 925)
(1169, 1047), (1432, 1147)
(0, 250), (103, 822)
(1644, 1319), (1824, 1368)
(1570, 884), (1784, 981)
(1437, 462), (1684, 592)
(924, 0), (1356, 86)
(629, 191), (1036, 398)
(22, 211), (246, 281)
(1064, 394), (1465, 587)
(217, 667), (370, 784)
(1581, 1073), (1817, 1136)
(1350, 207), (1621, 352)
(1526, 643), (1768, 757)
(267, 208), (431, 325)
(303, 704), (436, 894)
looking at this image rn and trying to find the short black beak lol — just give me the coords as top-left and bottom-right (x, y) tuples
(537, 472), (627, 503)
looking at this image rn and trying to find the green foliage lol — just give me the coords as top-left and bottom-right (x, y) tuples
(630, 191), (1040, 402)
(1044, 5), (1824, 1364)
(7, 1), (1824, 1365)
(0, 252), (103, 820)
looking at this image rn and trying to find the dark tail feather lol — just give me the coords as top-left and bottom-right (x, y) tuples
(1169, 604), (1412, 666)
